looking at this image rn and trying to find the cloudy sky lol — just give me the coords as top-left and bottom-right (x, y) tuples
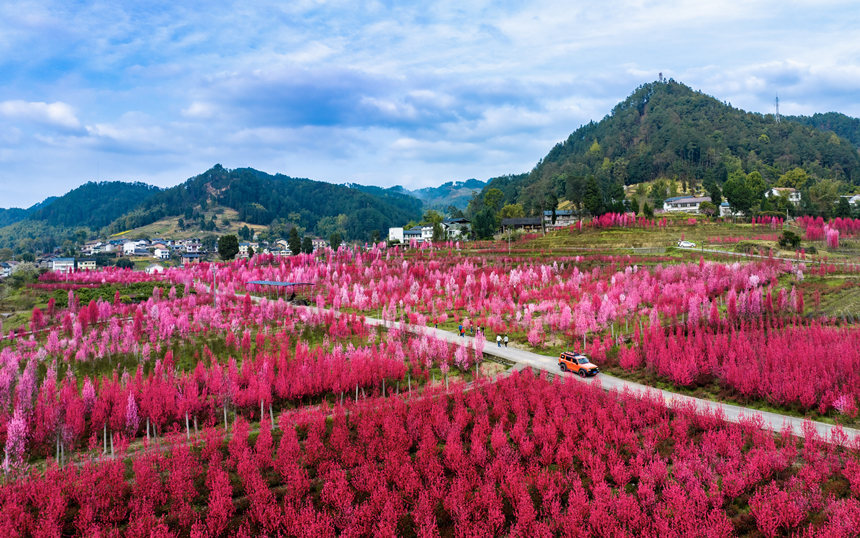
(1, 0), (858, 207)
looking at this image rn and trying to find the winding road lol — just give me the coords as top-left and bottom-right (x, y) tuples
(230, 282), (860, 443)
(361, 315), (860, 443)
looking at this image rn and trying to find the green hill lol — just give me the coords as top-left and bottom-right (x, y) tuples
(28, 182), (160, 229)
(785, 112), (860, 149)
(487, 80), (860, 214)
(107, 165), (424, 242)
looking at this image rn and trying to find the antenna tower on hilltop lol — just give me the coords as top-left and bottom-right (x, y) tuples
(775, 94), (780, 124)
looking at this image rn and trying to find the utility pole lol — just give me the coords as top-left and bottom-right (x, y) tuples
(775, 95), (780, 124)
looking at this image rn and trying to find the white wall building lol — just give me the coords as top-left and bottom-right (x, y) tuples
(766, 187), (801, 205)
(388, 227), (405, 243)
(663, 196), (711, 214)
(52, 258), (75, 274)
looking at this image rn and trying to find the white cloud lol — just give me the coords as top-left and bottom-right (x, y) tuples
(181, 101), (216, 119)
(0, 100), (81, 130)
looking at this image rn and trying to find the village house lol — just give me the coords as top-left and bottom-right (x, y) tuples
(77, 259), (97, 271)
(388, 227), (405, 243)
(442, 218), (471, 239)
(766, 187), (801, 205)
(543, 210), (576, 228)
(51, 258), (76, 274)
(501, 217), (542, 233)
(662, 196), (712, 213)
(145, 263), (165, 275)
(181, 252), (200, 265)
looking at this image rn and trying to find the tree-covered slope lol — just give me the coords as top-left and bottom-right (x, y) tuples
(108, 165), (424, 241)
(499, 80), (860, 214)
(0, 208), (29, 228)
(785, 112), (860, 149)
(28, 181), (161, 229)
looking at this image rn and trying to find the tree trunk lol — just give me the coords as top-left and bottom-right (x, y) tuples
(103, 425), (108, 455)
(223, 405), (229, 431)
(185, 412), (190, 440)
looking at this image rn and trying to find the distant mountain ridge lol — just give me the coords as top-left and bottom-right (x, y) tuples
(406, 178), (487, 210)
(0, 198), (57, 228)
(105, 165), (424, 242)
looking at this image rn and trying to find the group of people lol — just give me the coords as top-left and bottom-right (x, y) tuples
(455, 324), (508, 347)
(458, 323), (485, 337)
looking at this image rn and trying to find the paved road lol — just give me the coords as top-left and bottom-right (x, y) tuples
(365, 316), (860, 443)
(229, 283), (860, 443)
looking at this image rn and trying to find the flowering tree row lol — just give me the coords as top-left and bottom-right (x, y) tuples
(2, 371), (859, 536)
(574, 213), (671, 230)
(608, 318), (860, 415)
(797, 216), (860, 246)
(150, 251), (803, 348)
(1, 284), (483, 470)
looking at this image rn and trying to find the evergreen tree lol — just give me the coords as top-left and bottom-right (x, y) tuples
(288, 227), (301, 256)
(217, 234), (239, 261)
(583, 176), (605, 216)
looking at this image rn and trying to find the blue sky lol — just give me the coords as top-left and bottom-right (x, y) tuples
(1, 0), (859, 207)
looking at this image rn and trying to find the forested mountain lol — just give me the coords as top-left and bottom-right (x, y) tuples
(0, 208), (29, 228)
(28, 182), (160, 229)
(107, 165), (423, 241)
(786, 112), (860, 148)
(485, 80), (860, 215)
(0, 182), (158, 252)
(0, 198), (57, 228)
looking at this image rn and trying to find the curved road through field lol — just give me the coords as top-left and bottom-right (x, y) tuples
(229, 283), (859, 443)
(363, 316), (860, 443)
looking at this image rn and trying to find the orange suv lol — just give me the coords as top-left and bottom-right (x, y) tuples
(559, 352), (599, 377)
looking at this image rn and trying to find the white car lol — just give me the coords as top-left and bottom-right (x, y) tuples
(677, 240), (696, 248)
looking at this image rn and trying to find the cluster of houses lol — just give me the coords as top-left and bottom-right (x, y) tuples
(388, 211), (582, 243)
(662, 189), (859, 216)
(47, 235), (331, 273)
(83, 238), (203, 258)
(388, 218), (472, 243)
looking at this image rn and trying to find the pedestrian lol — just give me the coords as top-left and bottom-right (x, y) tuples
(458, 323), (463, 337)
(504, 334), (508, 347)
(496, 334), (502, 347)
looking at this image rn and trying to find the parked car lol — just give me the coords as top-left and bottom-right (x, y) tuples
(677, 240), (696, 248)
(558, 352), (599, 377)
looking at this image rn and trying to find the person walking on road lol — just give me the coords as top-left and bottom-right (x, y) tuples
(503, 334), (508, 347)
(458, 324), (463, 337)
(496, 334), (502, 347)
